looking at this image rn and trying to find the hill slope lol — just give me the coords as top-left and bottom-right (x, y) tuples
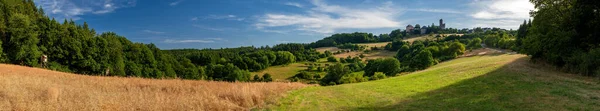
(270, 54), (600, 110)
(0, 64), (306, 110)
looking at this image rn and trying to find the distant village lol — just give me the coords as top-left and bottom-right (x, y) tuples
(404, 19), (508, 34)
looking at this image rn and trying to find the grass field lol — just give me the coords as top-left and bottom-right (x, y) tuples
(252, 63), (307, 81)
(0, 64), (307, 110)
(269, 54), (600, 110)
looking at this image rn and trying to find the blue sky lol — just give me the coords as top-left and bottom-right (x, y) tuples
(34, 0), (534, 49)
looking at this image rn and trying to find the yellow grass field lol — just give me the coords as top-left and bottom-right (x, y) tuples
(0, 64), (306, 110)
(356, 42), (391, 49)
(315, 47), (342, 53)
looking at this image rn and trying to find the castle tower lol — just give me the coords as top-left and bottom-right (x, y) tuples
(439, 19), (446, 29)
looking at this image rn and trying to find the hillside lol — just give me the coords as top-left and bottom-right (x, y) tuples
(0, 64), (306, 110)
(269, 54), (600, 110)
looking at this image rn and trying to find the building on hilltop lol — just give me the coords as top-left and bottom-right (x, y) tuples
(406, 24), (414, 33)
(421, 26), (428, 34)
(439, 19), (446, 29)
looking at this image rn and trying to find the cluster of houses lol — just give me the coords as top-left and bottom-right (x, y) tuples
(405, 19), (446, 34)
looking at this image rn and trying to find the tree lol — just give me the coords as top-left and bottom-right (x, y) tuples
(327, 56), (338, 62)
(364, 58), (401, 76)
(447, 42), (466, 57)
(467, 38), (483, 49)
(262, 73), (273, 82)
(412, 50), (435, 70)
(6, 13), (41, 66)
(320, 63), (351, 85)
(274, 51), (295, 65)
(253, 74), (262, 81)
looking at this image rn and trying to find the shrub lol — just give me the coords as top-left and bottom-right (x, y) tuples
(262, 73), (273, 82)
(253, 75), (262, 81)
(370, 72), (387, 80)
(339, 72), (368, 84)
(327, 56), (338, 62)
(320, 63), (351, 86)
(364, 58), (401, 76)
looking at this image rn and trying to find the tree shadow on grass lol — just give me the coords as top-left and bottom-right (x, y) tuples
(348, 56), (600, 111)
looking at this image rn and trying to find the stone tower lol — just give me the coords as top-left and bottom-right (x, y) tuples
(439, 19), (446, 29)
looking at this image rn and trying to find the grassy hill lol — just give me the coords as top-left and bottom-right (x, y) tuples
(0, 64), (306, 110)
(268, 54), (600, 110)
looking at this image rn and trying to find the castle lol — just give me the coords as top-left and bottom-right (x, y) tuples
(405, 19), (446, 34)
(439, 19), (446, 29)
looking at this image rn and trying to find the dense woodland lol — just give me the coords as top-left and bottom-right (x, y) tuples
(518, 0), (600, 76)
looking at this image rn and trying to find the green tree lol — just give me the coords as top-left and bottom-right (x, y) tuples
(262, 73), (273, 82)
(6, 13), (41, 66)
(274, 51), (296, 65)
(327, 56), (338, 62)
(412, 50), (435, 70)
(320, 63), (351, 85)
(364, 58), (401, 76)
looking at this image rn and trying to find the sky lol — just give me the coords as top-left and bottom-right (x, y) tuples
(34, 0), (534, 49)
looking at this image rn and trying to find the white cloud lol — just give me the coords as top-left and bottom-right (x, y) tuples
(170, 0), (184, 6)
(284, 2), (303, 8)
(194, 15), (245, 21)
(164, 39), (214, 43)
(256, 0), (402, 34)
(410, 8), (462, 14)
(469, 0), (533, 29)
(142, 30), (165, 34)
(36, 0), (136, 20)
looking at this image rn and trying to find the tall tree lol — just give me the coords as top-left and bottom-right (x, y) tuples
(6, 13), (41, 66)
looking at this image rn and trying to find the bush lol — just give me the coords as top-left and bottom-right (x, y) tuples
(339, 72), (368, 84)
(262, 73), (273, 82)
(327, 56), (338, 62)
(253, 75), (262, 81)
(320, 63), (351, 86)
(370, 72), (387, 80)
(467, 38), (482, 49)
(364, 58), (401, 76)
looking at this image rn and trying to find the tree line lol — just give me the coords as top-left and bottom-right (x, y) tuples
(0, 0), (314, 82)
(518, 0), (600, 76)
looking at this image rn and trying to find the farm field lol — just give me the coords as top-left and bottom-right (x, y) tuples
(0, 64), (306, 110)
(268, 54), (600, 110)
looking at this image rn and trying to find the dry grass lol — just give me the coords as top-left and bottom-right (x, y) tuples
(356, 42), (390, 49)
(0, 64), (307, 111)
(362, 50), (397, 60)
(315, 47), (342, 53)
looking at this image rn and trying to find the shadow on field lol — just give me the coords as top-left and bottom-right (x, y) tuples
(348, 56), (600, 110)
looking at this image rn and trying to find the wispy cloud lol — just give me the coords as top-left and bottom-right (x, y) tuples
(190, 17), (198, 21)
(35, 0), (136, 20)
(409, 8), (462, 14)
(192, 25), (237, 31)
(469, 0), (533, 29)
(256, 0), (402, 34)
(142, 30), (165, 34)
(284, 2), (303, 8)
(192, 15), (245, 21)
(164, 39), (214, 43)
(170, 0), (184, 6)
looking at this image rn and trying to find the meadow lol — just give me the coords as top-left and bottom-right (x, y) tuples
(269, 54), (600, 110)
